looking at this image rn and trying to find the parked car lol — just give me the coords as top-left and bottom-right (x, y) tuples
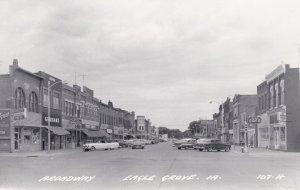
(83, 141), (119, 151)
(132, 139), (145, 149)
(194, 138), (231, 152)
(177, 139), (197, 150)
(173, 138), (192, 147)
(124, 140), (134, 147)
(111, 139), (128, 148)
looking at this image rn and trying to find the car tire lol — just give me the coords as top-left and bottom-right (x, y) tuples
(91, 146), (96, 151)
(199, 149), (203, 152)
(178, 147), (181, 150)
(225, 147), (230, 152)
(132, 147), (135, 149)
(142, 147), (145, 149)
(217, 150), (221, 152)
(207, 147), (212, 152)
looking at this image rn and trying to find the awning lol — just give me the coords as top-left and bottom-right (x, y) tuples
(82, 129), (111, 138)
(13, 112), (43, 127)
(45, 126), (70, 136)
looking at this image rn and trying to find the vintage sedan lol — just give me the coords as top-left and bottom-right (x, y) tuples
(132, 139), (145, 149)
(194, 138), (231, 152)
(177, 139), (197, 150)
(173, 138), (193, 147)
(83, 141), (119, 151)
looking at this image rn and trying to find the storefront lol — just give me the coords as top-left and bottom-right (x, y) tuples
(257, 113), (270, 148)
(13, 112), (44, 152)
(42, 110), (69, 150)
(268, 109), (287, 151)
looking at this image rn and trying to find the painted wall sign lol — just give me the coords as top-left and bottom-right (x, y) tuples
(0, 109), (11, 138)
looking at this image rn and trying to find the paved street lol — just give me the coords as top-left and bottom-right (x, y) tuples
(1, 142), (300, 190)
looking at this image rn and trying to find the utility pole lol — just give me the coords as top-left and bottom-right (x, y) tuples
(79, 74), (87, 87)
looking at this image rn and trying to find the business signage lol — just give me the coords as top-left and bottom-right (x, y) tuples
(107, 129), (113, 134)
(70, 117), (82, 125)
(42, 113), (62, 127)
(248, 117), (262, 124)
(0, 109), (11, 138)
(13, 108), (27, 120)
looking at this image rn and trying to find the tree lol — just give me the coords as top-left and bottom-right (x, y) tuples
(188, 121), (200, 135)
(183, 130), (192, 138)
(158, 127), (170, 135)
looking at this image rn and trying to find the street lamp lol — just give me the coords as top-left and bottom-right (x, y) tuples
(47, 80), (62, 152)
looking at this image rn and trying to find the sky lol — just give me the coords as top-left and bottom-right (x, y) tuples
(1, 0), (300, 131)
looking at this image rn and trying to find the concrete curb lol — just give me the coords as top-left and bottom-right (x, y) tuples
(0, 148), (82, 157)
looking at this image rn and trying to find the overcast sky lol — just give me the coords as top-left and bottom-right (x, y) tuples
(1, 0), (300, 131)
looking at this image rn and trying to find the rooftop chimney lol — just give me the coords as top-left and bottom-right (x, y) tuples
(13, 59), (18, 67)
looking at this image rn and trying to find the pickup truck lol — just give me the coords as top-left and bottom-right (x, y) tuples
(83, 141), (120, 151)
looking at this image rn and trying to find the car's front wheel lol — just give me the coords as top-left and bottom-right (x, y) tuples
(178, 147), (181, 150)
(90, 146), (96, 151)
(199, 149), (203, 151)
(225, 147), (230, 152)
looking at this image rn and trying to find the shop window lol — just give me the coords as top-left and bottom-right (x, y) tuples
(15, 87), (26, 109)
(24, 128), (32, 144)
(259, 128), (269, 140)
(32, 128), (40, 144)
(28, 92), (38, 113)
(280, 127), (285, 141)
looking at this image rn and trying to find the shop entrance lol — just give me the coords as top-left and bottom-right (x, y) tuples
(274, 130), (280, 149)
(14, 128), (21, 150)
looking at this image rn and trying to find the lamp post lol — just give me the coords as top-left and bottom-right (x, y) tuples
(47, 80), (62, 152)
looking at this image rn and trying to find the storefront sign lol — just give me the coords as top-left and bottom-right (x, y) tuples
(13, 108), (27, 120)
(107, 129), (113, 134)
(248, 117), (262, 124)
(0, 109), (11, 138)
(70, 117), (82, 125)
(42, 113), (61, 127)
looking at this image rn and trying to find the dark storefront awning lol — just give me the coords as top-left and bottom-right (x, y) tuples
(45, 126), (70, 136)
(82, 130), (111, 138)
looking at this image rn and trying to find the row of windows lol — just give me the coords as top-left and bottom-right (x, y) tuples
(15, 87), (38, 113)
(258, 93), (268, 111)
(43, 89), (60, 109)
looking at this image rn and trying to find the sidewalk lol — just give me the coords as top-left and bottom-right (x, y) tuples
(231, 145), (300, 156)
(0, 147), (82, 157)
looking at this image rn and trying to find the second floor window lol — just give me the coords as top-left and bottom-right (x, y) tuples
(43, 89), (49, 107)
(53, 91), (60, 109)
(15, 87), (26, 109)
(28, 92), (38, 112)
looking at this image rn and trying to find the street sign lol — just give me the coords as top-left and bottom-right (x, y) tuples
(248, 117), (262, 124)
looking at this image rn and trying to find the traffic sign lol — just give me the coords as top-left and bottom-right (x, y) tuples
(248, 117), (261, 124)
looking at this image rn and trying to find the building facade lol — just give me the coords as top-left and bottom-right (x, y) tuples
(262, 65), (300, 151)
(232, 94), (258, 146)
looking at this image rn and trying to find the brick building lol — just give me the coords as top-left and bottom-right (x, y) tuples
(257, 64), (300, 151)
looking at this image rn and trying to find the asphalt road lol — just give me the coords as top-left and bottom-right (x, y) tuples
(0, 141), (300, 190)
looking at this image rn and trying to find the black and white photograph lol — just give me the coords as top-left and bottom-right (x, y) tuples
(1, 0), (300, 190)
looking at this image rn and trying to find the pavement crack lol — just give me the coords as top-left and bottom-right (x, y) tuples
(156, 151), (179, 190)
